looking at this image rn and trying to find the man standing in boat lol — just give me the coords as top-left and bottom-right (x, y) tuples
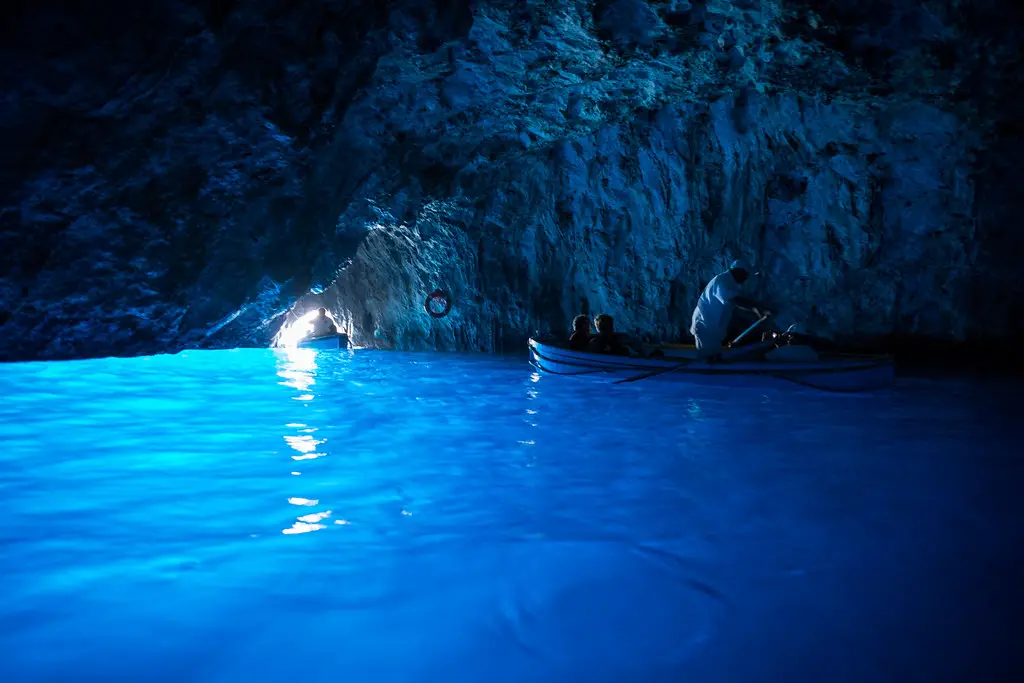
(690, 258), (770, 358)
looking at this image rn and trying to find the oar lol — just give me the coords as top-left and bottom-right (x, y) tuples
(727, 311), (772, 348)
(613, 312), (772, 385)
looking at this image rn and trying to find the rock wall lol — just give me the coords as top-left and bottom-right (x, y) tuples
(2, 1), (1022, 360)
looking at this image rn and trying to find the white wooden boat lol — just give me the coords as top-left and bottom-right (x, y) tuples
(528, 338), (894, 392)
(296, 332), (350, 350)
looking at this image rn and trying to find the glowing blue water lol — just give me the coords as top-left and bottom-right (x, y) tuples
(0, 349), (1021, 683)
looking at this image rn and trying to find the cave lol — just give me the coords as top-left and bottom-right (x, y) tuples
(0, 0), (1021, 362)
(1, 3), (1023, 682)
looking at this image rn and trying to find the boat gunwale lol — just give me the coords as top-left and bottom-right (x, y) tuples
(649, 342), (891, 363)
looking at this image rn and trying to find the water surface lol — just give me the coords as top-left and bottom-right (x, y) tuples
(1, 348), (1021, 683)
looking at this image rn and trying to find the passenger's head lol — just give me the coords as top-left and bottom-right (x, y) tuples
(317, 307), (328, 317)
(572, 314), (590, 333)
(594, 314), (614, 335)
(729, 258), (752, 284)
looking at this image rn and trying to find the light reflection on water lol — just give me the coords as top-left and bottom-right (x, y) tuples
(278, 348), (327, 534)
(0, 349), (1020, 683)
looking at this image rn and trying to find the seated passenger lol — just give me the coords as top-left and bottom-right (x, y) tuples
(585, 314), (633, 357)
(309, 307), (338, 337)
(568, 314), (591, 350)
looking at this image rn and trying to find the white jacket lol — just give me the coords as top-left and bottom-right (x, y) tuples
(690, 270), (742, 345)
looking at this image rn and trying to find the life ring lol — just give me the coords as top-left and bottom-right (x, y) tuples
(424, 289), (451, 318)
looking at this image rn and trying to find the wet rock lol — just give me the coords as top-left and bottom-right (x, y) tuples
(595, 0), (668, 50)
(1, 0), (1022, 359)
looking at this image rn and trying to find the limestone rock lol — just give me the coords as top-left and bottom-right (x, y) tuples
(1, 0), (1021, 360)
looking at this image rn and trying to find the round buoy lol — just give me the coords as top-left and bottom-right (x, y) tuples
(424, 289), (451, 318)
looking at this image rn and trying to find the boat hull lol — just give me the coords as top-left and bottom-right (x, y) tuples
(297, 333), (350, 350)
(528, 338), (894, 392)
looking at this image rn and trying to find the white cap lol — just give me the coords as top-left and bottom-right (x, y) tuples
(730, 258), (752, 273)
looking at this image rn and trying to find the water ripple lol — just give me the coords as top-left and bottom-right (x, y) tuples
(0, 349), (1020, 683)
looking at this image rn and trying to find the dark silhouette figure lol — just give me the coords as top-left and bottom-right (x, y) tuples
(569, 314), (591, 350)
(309, 307), (338, 338)
(586, 314), (632, 356)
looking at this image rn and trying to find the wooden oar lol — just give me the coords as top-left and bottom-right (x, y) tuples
(729, 312), (772, 347)
(613, 313), (772, 385)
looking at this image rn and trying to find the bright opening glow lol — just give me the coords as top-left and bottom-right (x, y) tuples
(276, 308), (341, 348)
(276, 309), (319, 347)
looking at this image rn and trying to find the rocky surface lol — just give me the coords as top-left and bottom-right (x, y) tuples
(2, 0), (1022, 360)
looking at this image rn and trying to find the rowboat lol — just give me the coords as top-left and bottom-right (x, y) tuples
(528, 337), (894, 392)
(297, 332), (350, 350)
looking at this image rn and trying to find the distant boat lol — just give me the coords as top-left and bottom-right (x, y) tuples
(297, 332), (350, 350)
(528, 337), (894, 393)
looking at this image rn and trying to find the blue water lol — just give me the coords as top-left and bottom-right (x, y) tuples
(1, 348), (1021, 683)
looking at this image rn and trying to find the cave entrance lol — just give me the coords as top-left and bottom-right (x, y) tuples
(274, 299), (349, 348)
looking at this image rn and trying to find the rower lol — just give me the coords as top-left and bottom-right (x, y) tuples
(690, 258), (771, 358)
